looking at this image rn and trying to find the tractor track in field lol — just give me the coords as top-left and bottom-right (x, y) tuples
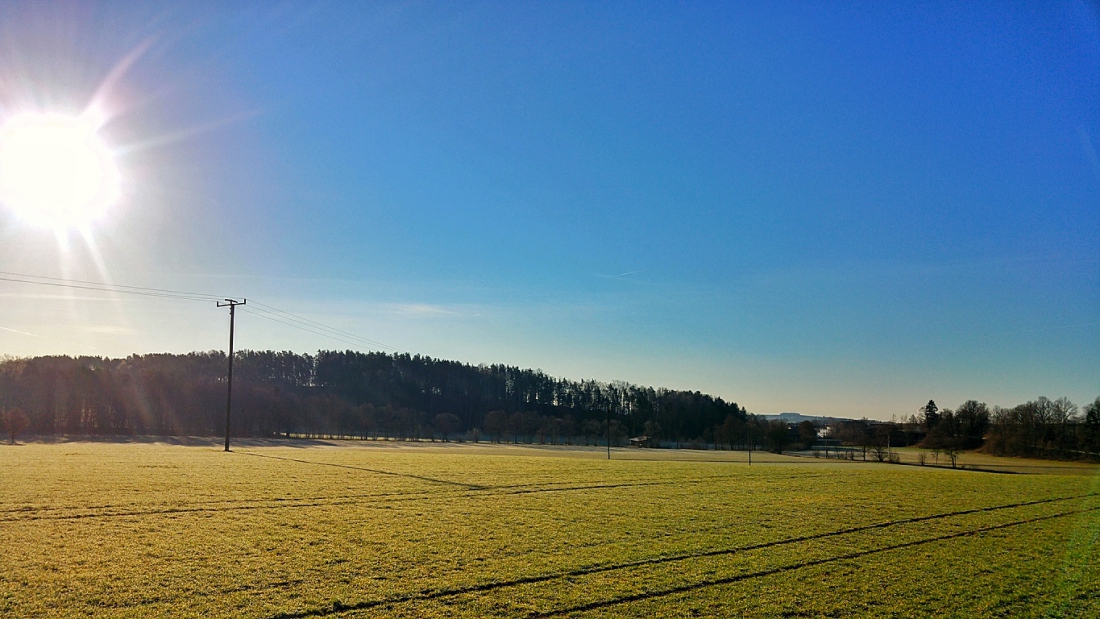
(14, 492), (1093, 614)
(0, 475), (737, 523)
(0, 446), (748, 521)
(258, 493), (1099, 619)
(1, 445), (787, 521)
(0, 490), (444, 517)
(527, 505), (1100, 617)
(231, 452), (733, 493)
(236, 451), (489, 489)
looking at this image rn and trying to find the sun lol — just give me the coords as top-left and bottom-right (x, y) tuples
(0, 112), (120, 229)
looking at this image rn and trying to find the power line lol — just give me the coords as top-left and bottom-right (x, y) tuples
(240, 306), (398, 352)
(245, 302), (397, 351)
(240, 307), (368, 350)
(251, 300), (391, 347)
(0, 274), (218, 302)
(0, 270), (225, 300)
(0, 270), (399, 353)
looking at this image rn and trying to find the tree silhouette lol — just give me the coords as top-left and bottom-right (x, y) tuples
(2, 408), (29, 444)
(920, 400), (939, 431)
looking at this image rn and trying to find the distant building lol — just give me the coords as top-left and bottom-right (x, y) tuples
(629, 435), (659, 448)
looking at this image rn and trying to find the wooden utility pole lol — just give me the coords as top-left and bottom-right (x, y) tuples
(218, 299), (246, 452)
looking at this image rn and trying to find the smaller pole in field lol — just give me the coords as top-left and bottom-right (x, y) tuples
(606, 406), (611, 460)
(217, 298), (246, 452)
(748, 425), (753, 465)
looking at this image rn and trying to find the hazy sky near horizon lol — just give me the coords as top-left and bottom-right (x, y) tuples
(0, 1), (1097, 420)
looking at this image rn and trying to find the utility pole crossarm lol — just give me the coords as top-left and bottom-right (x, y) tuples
(217, 298), (246, 452)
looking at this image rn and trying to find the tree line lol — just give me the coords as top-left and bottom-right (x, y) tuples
(909, 397), (1100, 461)
(0, 350), (746, 443)
(1, 351), (1095, 462)
(826, 398), (1100, 464)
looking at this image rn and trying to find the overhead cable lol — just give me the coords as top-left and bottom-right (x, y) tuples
(0, 269), (399, 352)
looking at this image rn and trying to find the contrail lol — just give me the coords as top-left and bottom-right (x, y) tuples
(0, 325), (43, 338)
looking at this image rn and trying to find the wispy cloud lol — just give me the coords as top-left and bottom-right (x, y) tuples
(0, 325), (98, 351)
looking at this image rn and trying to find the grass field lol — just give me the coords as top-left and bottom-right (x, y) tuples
(1, 440), (1098, 618)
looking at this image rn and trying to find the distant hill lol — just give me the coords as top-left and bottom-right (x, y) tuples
(762, 412), (851, 425)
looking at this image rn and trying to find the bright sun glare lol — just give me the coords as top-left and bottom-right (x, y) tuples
(0, 112), (120, 229)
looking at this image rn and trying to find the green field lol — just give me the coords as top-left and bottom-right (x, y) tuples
(1, 440), (1098, 618)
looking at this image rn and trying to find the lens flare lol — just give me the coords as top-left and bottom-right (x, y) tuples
(0, 112), (120, 229)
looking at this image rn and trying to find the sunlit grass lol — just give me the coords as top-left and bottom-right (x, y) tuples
(1, 440), (1096, 618)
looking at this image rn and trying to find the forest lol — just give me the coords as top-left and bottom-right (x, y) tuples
(0, 350), (744, 444)
(0, 351), (1096, 461)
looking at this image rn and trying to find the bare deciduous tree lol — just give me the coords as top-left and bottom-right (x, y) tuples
(2, 408), (29, 445)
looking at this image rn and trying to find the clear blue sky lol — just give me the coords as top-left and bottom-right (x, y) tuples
(0, 1), (1097, 419)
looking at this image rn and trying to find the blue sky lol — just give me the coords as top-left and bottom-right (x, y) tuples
(0, 1), (1097, 419)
